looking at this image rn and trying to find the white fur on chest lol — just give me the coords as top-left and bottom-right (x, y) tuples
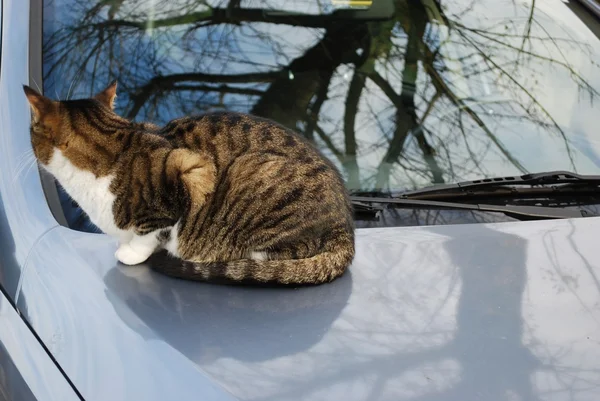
(45, 149), (129, 239)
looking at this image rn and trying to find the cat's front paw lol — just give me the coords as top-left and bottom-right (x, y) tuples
(115, 244), (150, 265)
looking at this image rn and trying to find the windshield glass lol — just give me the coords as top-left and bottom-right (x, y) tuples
(42, 0), (600, 228)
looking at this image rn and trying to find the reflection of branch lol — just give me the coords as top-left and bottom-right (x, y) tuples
(371, 71), (444, 184)
(314, 125), (344, 163)
(542, 230), (600, 325)
(415, 130), (444, 183)
(368, 71), (401, 104)
(127, 71), (282, 118)
(137, 71), (281, 86)
(423, 50), (528, 174)
(259, 344), (451, 401)
(566, 221), (600, 297)
(343, 71), (365, 189)
(227, 0), (241, 9)
(87, 7), (344, 30)
(371, 0), (450, 188)
(375, 106), (416, 189)
(168, 84), (263, 96)
(457, 112), (485, 175)
(420, 91), (441, 123)
(453, 22), (598, 95)
(514, 0), (536, 71)
(305, 71), (333, 141)
(455, 29), (575, 169)
(252, 24), (368, 129)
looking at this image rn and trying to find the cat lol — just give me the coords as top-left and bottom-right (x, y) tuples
(23, 81), (355, 285)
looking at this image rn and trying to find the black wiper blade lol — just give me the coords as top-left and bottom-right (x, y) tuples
(350, 196), (592, 221)
(399, 171), (600, 199)
(352, 200), (385, 221)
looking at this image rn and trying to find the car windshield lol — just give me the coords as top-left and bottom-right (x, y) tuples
(41, 0), (600, 229)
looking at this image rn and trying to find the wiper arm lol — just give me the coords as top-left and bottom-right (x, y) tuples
(399, 171), (600, 199)
(350, 196), (592, 221)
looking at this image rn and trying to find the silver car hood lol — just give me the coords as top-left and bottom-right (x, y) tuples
(18, 217), (600, 401)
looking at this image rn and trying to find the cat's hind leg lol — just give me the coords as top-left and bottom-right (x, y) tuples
(115, 230), (161, 265)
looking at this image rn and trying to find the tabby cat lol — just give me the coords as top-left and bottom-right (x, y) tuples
(23, 82), (355, 285)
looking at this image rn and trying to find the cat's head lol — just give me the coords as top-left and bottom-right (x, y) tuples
(22, 81), (123, 175)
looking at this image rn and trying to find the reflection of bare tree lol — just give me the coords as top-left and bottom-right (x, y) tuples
(435, 226), (541, 401)
(38, 4), (600, 398)
(99, 221), (600, 400)
(44, 0), (600, 192)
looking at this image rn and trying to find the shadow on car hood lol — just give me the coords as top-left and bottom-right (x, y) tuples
(17, 219), (600, 401)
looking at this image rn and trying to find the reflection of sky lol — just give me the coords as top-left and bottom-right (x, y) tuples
(150, 23), (323, 75)
(441, 0), (600, 175)
(42, 0), (600, 191)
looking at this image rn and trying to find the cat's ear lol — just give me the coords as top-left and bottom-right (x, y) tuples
(95, 80), (118, 110)
(23, 85), (54, 122)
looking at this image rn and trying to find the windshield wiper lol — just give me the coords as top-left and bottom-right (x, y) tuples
(350, 196), (593, 221)
(351, 171), (600, 221)
(398, 171), (600, 200)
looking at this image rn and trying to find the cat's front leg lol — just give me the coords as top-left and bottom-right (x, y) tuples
(117, 232), (133, 247)
(115, 230), (160, 265)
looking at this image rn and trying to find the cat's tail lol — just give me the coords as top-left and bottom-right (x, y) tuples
(148, 236), (355, 286)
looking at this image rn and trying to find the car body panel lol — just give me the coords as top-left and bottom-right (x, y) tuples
(17, 217), (600, 401)
(17, 228), (238, 401)
(578, 0), (600, 19)
(0, 290), (80, 401)
(1, 0), (600, 400)
(0, 1), (84, 399)
(0, 0), (58, 299)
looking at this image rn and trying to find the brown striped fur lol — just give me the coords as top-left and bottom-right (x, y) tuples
(23, 82), (355, 285)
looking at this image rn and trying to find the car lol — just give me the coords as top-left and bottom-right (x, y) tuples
(579, 0), (600, 19)
(1, 0), (600, 400)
